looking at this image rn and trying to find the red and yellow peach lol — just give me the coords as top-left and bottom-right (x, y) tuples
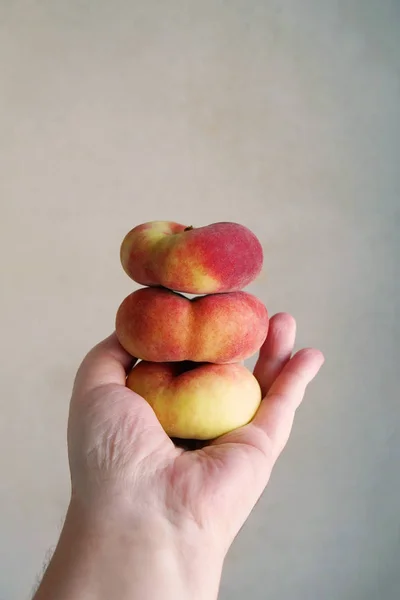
(120, 220), (263, 294)
(116, 286), (268, 364)
(126, 360), (262, 440)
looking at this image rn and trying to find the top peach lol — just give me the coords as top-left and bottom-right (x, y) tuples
(120, 221), (263, 294)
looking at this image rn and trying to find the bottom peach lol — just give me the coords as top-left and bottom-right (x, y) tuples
(126, 361), (261, 440)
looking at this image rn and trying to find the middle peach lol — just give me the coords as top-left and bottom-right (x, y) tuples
(116, 287), (268, 364)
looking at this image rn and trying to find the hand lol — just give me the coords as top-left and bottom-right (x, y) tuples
(34, 313), (323, 600)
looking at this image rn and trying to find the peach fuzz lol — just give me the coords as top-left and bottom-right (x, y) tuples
(115, 286), (268, 364)
(120, 220), (263, 294)
(126, 361), (262, 440)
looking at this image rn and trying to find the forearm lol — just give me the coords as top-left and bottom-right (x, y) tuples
(33, 498), (224, 600)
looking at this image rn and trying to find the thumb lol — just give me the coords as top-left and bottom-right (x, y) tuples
(73, 332), (137, 396)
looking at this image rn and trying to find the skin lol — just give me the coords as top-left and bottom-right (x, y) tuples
(116, 286), (269, 363)
(33, 313), (324, 600)
(120, 220), (264, 294)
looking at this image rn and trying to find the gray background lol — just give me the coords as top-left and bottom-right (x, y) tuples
(1, 1), (399, 598)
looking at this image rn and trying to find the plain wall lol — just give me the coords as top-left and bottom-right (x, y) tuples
(1, 1), (399, 598)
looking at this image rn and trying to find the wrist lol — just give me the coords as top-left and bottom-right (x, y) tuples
(35, 494), (224, 600)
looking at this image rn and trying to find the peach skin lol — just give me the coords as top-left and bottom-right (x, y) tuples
(120, 221), (263, 294)
(115, 286), (269, 364)
(126, 361), (262, 440)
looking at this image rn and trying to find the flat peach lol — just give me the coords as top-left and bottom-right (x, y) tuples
(116, 286), (268, 363)
(127, 361), (262, 440)
(120, 220), (263, 294)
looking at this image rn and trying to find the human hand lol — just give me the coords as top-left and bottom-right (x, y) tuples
(35, 313), (323, 600)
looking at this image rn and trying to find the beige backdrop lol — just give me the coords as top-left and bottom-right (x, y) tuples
(1, 1), (399, 598)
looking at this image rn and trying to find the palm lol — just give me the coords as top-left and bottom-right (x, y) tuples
(69, 314), (323, 542)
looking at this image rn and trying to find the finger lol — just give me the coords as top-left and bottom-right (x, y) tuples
(253, 313), (296, 396)
(73, 332), (137, 395)
(253, 348), (324, 458)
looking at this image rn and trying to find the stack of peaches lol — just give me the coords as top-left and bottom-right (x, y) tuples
(115, 221), (269, 441)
